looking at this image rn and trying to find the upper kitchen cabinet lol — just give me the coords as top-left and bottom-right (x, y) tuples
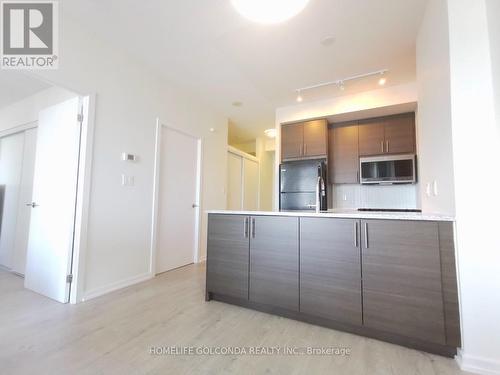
(358, 113), (416, 156)
(359, 119), (385, 156)
(303, 119), (328, 158)
(329, 122), (359, 184)
(281, 119), (328, 161)
(281, 123), (304, 160)
(384, 114), (416, 154)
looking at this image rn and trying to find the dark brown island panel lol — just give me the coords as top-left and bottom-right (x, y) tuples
(206, 213), (461, 357)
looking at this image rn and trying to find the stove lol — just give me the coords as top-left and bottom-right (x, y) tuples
(357, 208), (422, 213)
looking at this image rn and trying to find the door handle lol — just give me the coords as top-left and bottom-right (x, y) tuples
(251, 218), (256, 238)
(244, 217), (249, 238)
(380, 141), (384, 153)
(192, 204), (199, 208)
(26, 202), (39, 208)
(354, 221), (358, 247)
(364, 222), (369, 249)
(386, 140), (389, 153)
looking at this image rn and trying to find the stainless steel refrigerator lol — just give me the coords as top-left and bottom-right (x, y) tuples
(279, 159), (327, 211)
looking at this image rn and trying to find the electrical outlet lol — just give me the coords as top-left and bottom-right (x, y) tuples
(426, 182), (432, 197)
(121, 175), (135, 187)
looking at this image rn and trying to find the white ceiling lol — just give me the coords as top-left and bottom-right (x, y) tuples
(63, 0), (427, 142)
(0, 71), (51, 110)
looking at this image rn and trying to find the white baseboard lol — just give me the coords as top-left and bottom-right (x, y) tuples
(82, 272), (153, 302)
(457, 350), (500, 375)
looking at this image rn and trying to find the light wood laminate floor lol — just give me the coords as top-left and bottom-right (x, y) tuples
(0, 264), (469, 375)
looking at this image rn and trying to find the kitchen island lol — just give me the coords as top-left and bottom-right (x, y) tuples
(205, 210), (460, 357)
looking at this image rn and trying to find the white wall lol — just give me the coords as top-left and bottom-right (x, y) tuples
(29, 13), (228, 300)
(432, 0), (500, 373)
(255, 137), (275, 211)
(274, 83), (418, 210)
(416, 0), (456, 215)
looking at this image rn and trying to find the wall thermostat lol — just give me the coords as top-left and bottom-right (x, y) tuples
(122, 153), (137, 162)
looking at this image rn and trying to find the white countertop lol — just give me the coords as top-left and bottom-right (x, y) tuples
(206, 209), (454, 222)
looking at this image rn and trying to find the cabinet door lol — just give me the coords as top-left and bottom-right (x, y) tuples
(303, 119), (328, 157)
(207, 214), (249, 300)
(249, 216), (299, 311)
(384, 114), (416, 154)
(330, 124), (359, 184)
(281, 123), (303, 160)
(358, 120), (385, 156)
(300, 218), (362, 325)
(361, 220), (446, 344)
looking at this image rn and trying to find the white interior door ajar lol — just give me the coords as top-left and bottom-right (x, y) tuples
(24, 97), (82, 303)
(157, 127), (200, 274)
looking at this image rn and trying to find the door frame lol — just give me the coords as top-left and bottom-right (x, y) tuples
(0, 93), (95, 304)
(69, 95), (96, 304)
(150, 119), (203, 276)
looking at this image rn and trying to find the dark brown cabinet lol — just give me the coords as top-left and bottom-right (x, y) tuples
(206, 214), (250, 300)
(329, 123), (359, 184)
(281, 119), (327, 161)
(384, 114), (416, 154)
(361, 219), (446, 345)
(281, 123), (303, 160)
(359, 119), (385, 156)
(249, 216), (299, 311)
(358, 113), (416, 156)
(300, 218), (362, 325)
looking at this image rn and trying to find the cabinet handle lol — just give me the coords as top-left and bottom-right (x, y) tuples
(252, 218), (256, 238)
(381, 141), (384, 153)
(354, 221), (358, 247)
(244, 217), (249, 238)
(386, 140), (389, 153)
(364, 222), (369, 249)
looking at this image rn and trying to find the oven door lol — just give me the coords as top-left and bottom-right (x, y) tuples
(360, 154), (416, 184)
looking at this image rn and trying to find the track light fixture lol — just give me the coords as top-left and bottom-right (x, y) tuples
(294, 69), (389, 100)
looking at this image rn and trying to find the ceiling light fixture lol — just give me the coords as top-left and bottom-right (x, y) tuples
(294, 69), (389, 99)
(264, 129), (277, 138)
(296, 90), (303, 102)
(231, 0), (310, 24)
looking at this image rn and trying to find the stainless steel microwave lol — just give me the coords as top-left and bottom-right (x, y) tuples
(360, 154), (417, 184)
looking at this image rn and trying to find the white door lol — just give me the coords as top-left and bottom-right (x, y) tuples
(24, 97), (82, 303)
(243, 158), (259, 211)
(227, 152), (243, 210)
(13, 128), (38, 275)
(157, 127), (200, 274)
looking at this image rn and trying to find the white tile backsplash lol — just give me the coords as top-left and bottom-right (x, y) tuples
(332, 184), (420, 210)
